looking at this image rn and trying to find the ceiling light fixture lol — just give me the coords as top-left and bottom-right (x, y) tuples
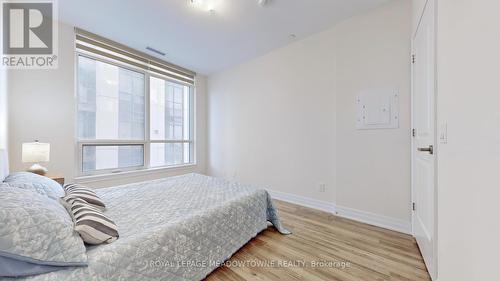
(257, 0), (269, 7)
(190, 0), (219, 13)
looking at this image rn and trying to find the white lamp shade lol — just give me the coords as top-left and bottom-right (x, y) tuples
(22, 142), (50, 163)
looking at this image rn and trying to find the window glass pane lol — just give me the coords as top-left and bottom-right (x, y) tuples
(82, 145), (144, 172)
(150, 77), (190, 141)
(77, 56), (145, 140)
(150, 143), (191, 167)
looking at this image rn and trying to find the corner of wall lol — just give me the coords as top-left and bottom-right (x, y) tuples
(0, 65), (8, 151)
(195, 74), (208, 175)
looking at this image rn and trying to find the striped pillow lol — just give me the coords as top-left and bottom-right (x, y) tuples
(63, 183), (106, 210)
(62, 197), (119, 245)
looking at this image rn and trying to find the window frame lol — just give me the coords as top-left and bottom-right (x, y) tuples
(75, 51), (196, 177)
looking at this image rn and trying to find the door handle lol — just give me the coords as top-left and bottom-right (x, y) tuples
(417, 145), (434, 155)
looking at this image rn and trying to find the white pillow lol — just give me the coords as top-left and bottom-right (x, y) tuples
(3, 172), (64, 200)
(0, 187), (88, 277)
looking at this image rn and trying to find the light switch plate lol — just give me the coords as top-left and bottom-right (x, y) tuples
(439, 123), (448, 144)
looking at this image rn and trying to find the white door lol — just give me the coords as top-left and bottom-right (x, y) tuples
(412, 0), (437, 279)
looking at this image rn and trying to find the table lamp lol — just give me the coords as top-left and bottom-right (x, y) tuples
(22, 141), (50, 175)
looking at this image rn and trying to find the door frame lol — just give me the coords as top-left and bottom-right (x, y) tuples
(410, 0), (438, 279)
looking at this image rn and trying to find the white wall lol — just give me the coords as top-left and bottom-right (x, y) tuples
(335, 0), (412, 222)
(436, 0), (500, 280)
(208, 27), (337, 202)
(208, 0), (411, 222)
(0, 65), (7, 150)
(412, 0), (427, 36)
(8, 23), (76, 182)
(7, 22), (207, 187)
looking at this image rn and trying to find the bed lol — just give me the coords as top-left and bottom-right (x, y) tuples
(2, 169), (290, 281)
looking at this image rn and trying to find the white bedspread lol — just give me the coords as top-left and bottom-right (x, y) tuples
(15, 173), (289, 281)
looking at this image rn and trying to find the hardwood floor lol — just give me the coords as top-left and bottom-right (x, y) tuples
(206, 200), (431, 281)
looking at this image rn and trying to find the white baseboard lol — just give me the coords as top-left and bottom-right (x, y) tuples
(267, 189), (411, 235)
(335, 205), (411, 234)
(267, 189), (336, 214)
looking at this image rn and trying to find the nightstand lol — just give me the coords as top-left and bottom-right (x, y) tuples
(47, 175), (65, 185)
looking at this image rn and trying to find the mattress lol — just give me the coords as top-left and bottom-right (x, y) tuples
(14, 173), (289, 281)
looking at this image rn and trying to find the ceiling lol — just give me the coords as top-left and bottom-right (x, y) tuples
(59, 0), (388, 75)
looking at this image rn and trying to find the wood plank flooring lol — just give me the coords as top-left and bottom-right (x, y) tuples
(206, 200), (431, 281)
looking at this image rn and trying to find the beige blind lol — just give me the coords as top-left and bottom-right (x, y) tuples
(75, 28), (196, 85)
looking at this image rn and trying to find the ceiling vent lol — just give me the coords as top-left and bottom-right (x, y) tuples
(146, 46), (166, 56)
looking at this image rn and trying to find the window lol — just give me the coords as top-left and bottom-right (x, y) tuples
(75, 29), (195, 176)
(149, 76), (193, 167)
